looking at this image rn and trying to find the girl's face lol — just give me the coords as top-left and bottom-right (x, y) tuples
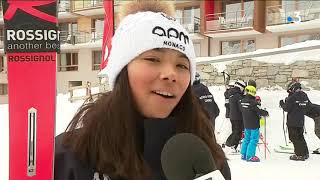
(127, 48), (191, 119)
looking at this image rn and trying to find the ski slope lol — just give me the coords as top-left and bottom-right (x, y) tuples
(1, 86), (320, 180)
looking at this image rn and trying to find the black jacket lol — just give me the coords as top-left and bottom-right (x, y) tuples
(54, 117), (231, 180)
(193, 82), (220, 120)
(280, 90), (310, 127)
(224, 88), (231, 118)
(240, 95), (269, 129)
(305, 102), (320, 119)
(229, 87), (244, 121)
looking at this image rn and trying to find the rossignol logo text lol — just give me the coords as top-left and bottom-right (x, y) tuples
(8, 54), (55, 62)
(7, 29), (59, 41)
(5, 28), (60, 52)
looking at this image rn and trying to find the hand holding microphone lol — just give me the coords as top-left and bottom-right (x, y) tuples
(161, 133), (225, 180)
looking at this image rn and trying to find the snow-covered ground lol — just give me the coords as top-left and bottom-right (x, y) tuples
(1, 86), (320, 180)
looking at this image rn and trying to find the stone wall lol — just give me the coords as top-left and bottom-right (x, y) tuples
(197, 59), (320, 90)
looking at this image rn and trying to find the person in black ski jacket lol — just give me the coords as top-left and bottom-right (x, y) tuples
(54, 1), (231, 180)
(280, 81), (311, 161)
(305, 100), (320, 153)
(240, 85), (269, 162)
(193, 73), (220, 127)
(225, 79), (246, 152)
(224, 81), (235, 119)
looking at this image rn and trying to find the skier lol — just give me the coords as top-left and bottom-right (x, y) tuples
(224, 81), (235, 118)
(192, 72), (220, 127)
(54, 1), (231, 180)
(280, 81), (311, 161)
(240, 86), (269, 162)
(313, 113), (320, 154)
(305, 101), (320, 154)
(224, 79), (246, 153)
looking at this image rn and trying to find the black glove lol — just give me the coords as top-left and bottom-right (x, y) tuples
(279, 100), (284, 108)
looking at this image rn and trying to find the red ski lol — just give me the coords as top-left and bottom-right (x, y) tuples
(2, 0), (59, 179)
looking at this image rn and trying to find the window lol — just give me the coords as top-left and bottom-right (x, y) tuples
(222, 0), (254, 25)
(221, 40), (241, 55)
(183, 7), (192, 25)
(193, 42), (201, 57)
(281, 1), (320, 22)
(69, 81), (82, 87)
(280, 33), (320, 47)
(0, 84), (8, 95)
(91, 18), (104, 41)
(0, 56), (4, 72)
(0, 29), (4, 49)
(59, 22), (78, 44)
(175, 7), (200, 33)
(92, 50), (102, 70)
(244, 39), (255, 53)
(58, 53), (78, 71)
(221, 39), (255, 55)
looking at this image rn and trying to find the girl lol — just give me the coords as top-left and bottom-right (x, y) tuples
(54, 1), (231, 180)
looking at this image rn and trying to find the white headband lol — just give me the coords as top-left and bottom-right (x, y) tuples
(98, 11), (196, 89)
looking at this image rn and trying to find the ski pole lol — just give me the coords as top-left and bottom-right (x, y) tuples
(282, 110), (288, 146)
(217, 117), (226, 134)
(221, 71), (226, 89)
(264, 115), (267, 160)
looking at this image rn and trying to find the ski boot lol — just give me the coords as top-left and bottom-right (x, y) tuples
(289, 154), (305, 161)
(247, 156), (260, 162)
(241, 154), (246, 160)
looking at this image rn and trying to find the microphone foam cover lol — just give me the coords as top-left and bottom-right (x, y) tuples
(161, 133), (216, 180)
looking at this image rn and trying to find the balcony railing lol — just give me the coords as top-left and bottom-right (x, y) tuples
(73, 0), (103, 11)
(267, 1), (320, 26)
(60, 30), (102, 45)
(58, 65), (78, 72)
(205, 10), (254, 32)
(176, 17), (200, 33)
(91, 28), (103, 41)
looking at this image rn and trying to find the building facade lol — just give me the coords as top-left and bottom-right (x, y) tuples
(1, 0), (320, 104)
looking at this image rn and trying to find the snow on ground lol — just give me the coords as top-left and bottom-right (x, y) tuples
(1, 86), (320, 180)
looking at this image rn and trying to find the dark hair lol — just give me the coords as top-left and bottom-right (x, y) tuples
(62, 67), (226, 180)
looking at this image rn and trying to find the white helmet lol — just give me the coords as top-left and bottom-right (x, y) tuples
(228, 80), (236, 87)
(234, 79), (246, 92)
